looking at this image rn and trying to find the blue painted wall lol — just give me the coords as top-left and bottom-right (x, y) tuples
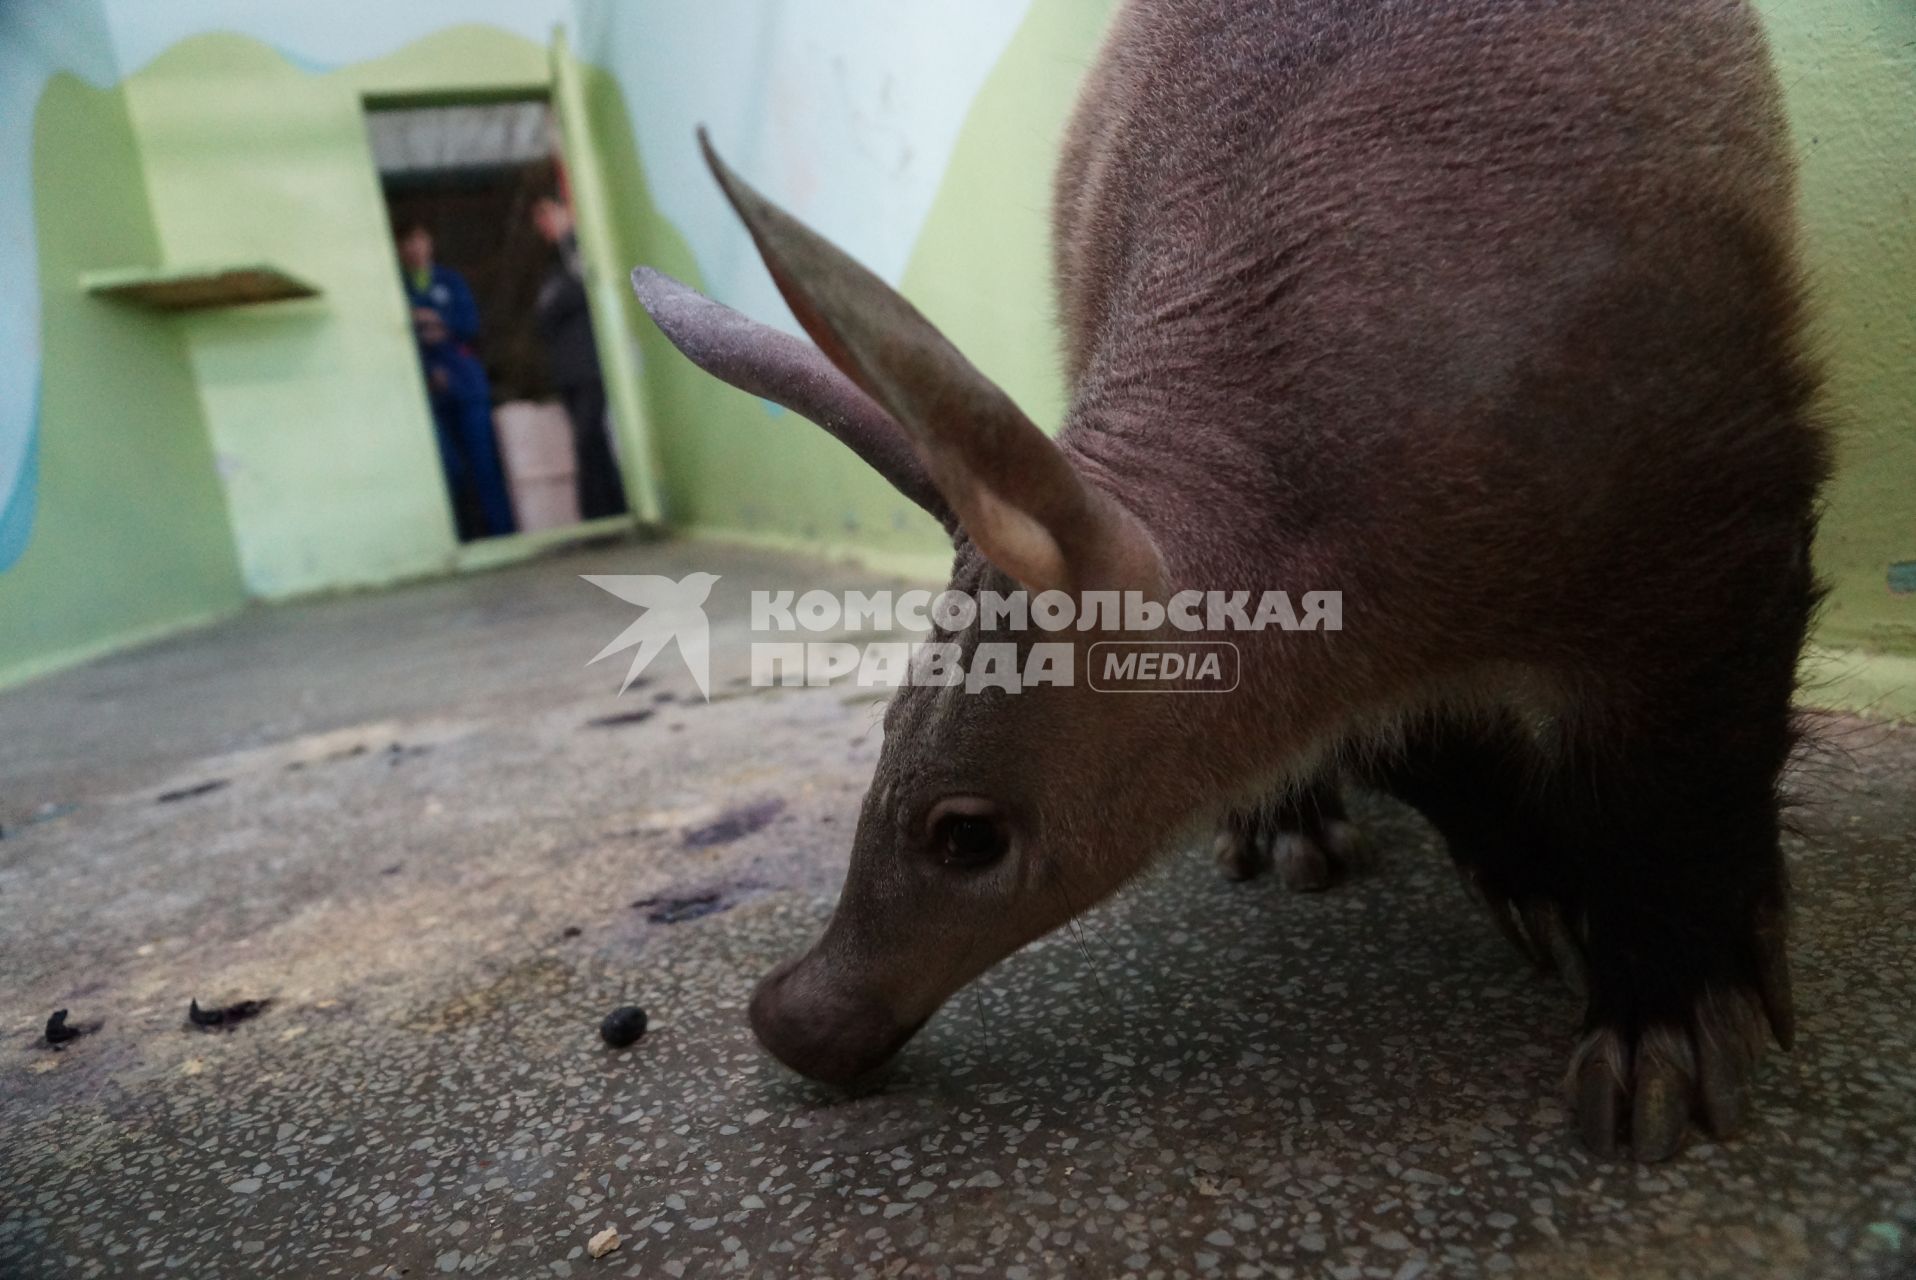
(0, 0), (121, 569)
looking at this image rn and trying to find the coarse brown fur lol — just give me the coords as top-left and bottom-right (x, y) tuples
(634, 0), (1829, 1161)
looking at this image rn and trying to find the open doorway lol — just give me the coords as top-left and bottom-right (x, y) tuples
(365, 99), (629, 543)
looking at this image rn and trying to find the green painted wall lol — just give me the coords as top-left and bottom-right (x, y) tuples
(597, 0), (1115, 580)
(580, 67), (953, 576)
(895, 0), (1118, 442)
(564, 67), (932, 572)
(1755, 0), (1916, 667)
(0, 73), (243, 688)
(606, 106), (953, 572)
(116, 27), (557, 600)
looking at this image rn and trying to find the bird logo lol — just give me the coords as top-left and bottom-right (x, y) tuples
(582, 573), (721, 699)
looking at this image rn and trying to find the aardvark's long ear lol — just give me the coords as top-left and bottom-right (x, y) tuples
(631, 267), (954, 530)
(682, 129), (1164, 597)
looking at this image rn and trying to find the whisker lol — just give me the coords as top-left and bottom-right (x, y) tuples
(1054, 878), (1115, 1019)
(972, 984), (994, 1075)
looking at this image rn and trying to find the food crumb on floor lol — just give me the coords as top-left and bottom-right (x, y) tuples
(186, 998), (270, 1029)
(43, 1009), (84, 1046)
(155, 779), (229, 804)
(681, 797), (785, 849)
(586, 1226), (621, 1259)
(599, 1005), (648, 1048)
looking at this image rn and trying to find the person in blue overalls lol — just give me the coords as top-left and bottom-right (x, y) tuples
(414, 308), (517, 540)
(396, 222), (516, 539)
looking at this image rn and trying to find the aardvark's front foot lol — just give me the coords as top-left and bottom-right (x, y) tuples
(1567, 917), (1793, 1162)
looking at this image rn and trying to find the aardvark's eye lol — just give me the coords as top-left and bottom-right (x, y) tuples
(928, 801), (1008, 870)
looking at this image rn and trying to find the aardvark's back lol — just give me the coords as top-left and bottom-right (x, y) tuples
(1054, 0), (1824, 637)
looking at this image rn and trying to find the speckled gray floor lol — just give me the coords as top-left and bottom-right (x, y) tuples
(2, 539), (1913, 1279)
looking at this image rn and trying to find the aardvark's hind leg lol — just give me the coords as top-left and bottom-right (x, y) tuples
(1373, 712), (1576, 978)
(1214, 770), (1366, 891)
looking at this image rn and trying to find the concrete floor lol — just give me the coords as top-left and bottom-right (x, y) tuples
(2, 538), (1913, 1280)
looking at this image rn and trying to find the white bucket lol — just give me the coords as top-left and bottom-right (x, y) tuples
(494, 400), (579, 530)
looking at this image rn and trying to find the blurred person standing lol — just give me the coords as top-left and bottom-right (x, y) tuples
(398, 220), (480, 346)
(531, 195), (628, 520)
(397, 222), (516, 538)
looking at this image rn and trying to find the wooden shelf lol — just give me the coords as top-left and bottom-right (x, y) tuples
(82, 263), (320, 312)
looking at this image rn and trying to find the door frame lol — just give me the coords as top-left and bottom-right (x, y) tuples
(357, 53), (661, 565)
(549, 27), (662, 525)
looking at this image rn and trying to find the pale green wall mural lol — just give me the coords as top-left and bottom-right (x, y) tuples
(98, 0), (567, 74)
(6, 71), (248, 678)
(0, 0), (122, 571)
(571, 0), (1040, 572)
(573, 1), (1031, 350)
(115, 28), (557, 598)
(3, 0), (1042, 602)
(1752, 0), (1916, 676)
(0, 0), (247, 687)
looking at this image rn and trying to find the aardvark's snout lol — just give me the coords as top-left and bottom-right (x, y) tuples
(748, 952), (927, 1086)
